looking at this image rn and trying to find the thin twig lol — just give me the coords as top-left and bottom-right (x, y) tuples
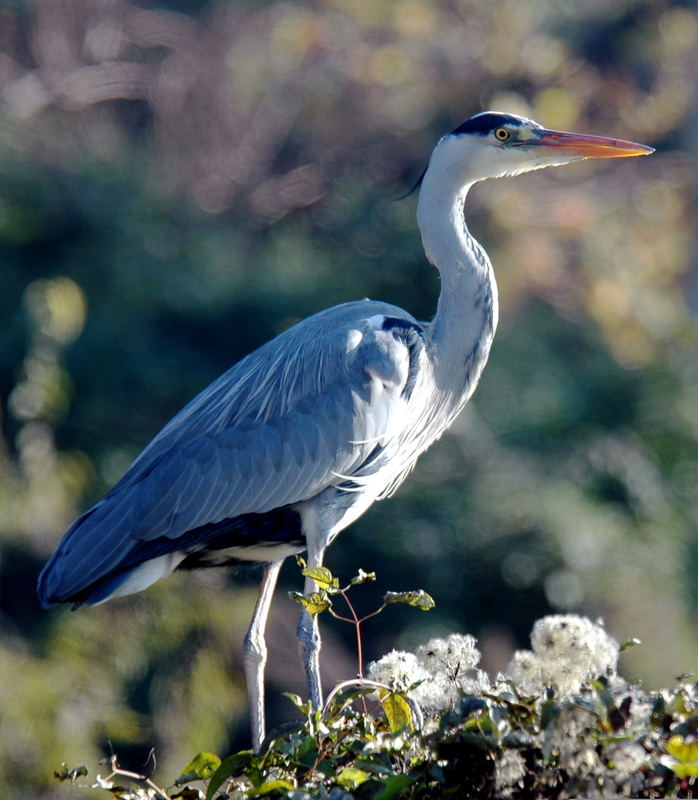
(323, 678), (391, 713)
(356, 603), (387, 624)
(339, 587), (370, 714)
(340, 589), (364, 681)
(102, 754), (172, 800)
(322, 678), (424, 730)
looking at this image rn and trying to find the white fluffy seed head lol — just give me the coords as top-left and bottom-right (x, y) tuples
(507, 649), (545, 694)
(416, 632), (490, 701)
(606, 742), (648, 781)
(366, 650), (429, 692)
(368, 633), (491, 715)
(507, 614), (619, 695)
(495, 749), (527, 793)
(415, 633), (481, 676)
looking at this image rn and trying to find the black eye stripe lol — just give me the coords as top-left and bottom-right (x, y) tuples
(451, 113), (514, 135)
(450, 111), (541, 138)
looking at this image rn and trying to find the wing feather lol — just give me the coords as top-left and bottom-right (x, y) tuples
(38, 300), (425, 603)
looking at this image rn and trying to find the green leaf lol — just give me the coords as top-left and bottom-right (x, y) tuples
(540, 698), (560, 729)
(501, 731), (533, 748)
(350, 568), (377, 586)
(666, 735), (698, 764)
(205, 751), (254, 800)
(383, 589), (435, 611)
(672, 714), (698, 738)
(336, 766), (370, 789)
(302, 566), (339, 591)
(282, 691), (308, 713)
(671, 763), (698, 779)
(650, 696), (667, 728)
(326, 685), (377, 717)
(177, 752), (221, 785)
(619, 637), (642, 653)
(352, 759), (395, 776)
(288, 590), (331, 615)
(382, 692), (413, 733)
(373, 774), (414, 800)
(248, 778), (295, 796)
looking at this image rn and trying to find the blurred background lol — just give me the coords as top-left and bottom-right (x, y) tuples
(1, 0), (697, 795)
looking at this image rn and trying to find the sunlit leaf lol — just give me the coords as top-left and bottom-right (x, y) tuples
(205, 751), (254, 800)
(337, 766), (370, 789)
(248, 778), (295, 795)
(282, 692), (306, 710)
(302, 566), (339, 591)
(670, 762), (698, 778)
(288, 590), (331, 615)
(177, 751), (221, 784)
(382, 692), (413, 733)
(666, 735), (698, 764)
(383, 590), (435, 611)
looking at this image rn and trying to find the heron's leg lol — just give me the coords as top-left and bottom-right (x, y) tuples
(296, 538), (327, 710)
(243, 558), (284, 753)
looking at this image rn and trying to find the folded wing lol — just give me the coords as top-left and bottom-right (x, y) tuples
(38, 301), (426, 605)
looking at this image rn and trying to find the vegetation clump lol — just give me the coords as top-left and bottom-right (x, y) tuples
(55, 568), (697, 799)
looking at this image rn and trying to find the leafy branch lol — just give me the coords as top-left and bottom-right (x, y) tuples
(289, 558), (434, 688)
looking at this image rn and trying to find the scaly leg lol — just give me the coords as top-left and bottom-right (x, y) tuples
(296, 537), (327, 710)
(243, 558), (284, 752)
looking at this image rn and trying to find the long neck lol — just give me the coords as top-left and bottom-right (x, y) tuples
(417, 147), (499, 408)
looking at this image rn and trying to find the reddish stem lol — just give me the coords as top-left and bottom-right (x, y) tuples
(340, 588), (369, 715)
(340, 589), (363, 681)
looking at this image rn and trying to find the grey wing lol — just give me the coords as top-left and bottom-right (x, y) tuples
(38, 301), (426, 603)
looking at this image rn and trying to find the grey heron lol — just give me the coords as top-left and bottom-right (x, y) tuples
(37, 112), (652, 751)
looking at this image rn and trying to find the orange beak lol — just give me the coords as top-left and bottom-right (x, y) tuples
(536, 129), (654, 158)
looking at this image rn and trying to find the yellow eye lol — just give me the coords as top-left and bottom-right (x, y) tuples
(494, 127), (511, 142)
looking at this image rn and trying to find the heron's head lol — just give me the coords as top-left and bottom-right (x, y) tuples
(426, 111), (653, 189)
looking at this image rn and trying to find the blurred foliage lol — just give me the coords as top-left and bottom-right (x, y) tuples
(53, 626), (698, 799)
(0, 0), (697, 796)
